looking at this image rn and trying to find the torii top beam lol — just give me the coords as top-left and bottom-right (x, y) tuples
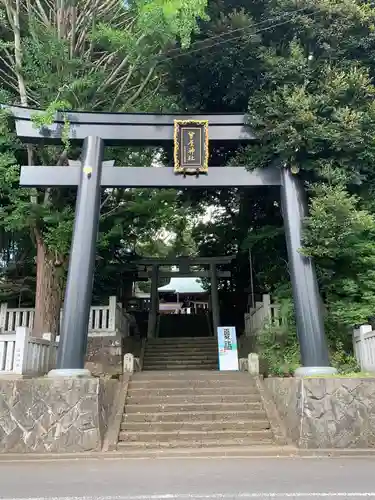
(6, 104), (282, 187)
(136, 256), (235, 266)
(7, 105), (255, 145)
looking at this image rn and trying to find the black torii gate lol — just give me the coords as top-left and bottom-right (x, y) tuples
(136, 255), (234, 339)
(10, 105), (336, 377)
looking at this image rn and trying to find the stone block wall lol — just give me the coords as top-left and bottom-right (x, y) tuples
(264, 377), (375, 448)
(85, 335), (142, 376)
(98, 379), (119, 441)
(238, 336), (255, 358)
(85, 336), (123, 376)
(0, 377), (119, 453)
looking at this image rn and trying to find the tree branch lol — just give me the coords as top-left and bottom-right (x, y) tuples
(110, 60), (140, 110)
(123, 64), (157, 108)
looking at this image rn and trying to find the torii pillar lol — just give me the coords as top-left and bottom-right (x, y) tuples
(281, 167), (336, 376)
(147, 264), (159, 338)
(49, 137), (104, 376)
(210, 263), (220, 336)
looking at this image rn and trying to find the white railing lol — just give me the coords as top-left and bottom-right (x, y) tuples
(0, 303), (34, 333)
(353, 324), (375, 372)
(192, 301), (209, 312)
(244, 294), (285, 336)
(0, 334), (17, 372)
(0, 327), (58, 375)
(115, 302), (128, 336)
(88, 296), (117, 336)
(0, 296), (129, 337)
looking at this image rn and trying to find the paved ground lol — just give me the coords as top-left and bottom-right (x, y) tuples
(1, 457), (375, 500)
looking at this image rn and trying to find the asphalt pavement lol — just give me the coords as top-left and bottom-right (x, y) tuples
(0, 457), (375, 500)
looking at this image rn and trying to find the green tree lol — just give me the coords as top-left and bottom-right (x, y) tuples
(166, 0), (375, 335)
(303, 183), (375, 327)
(0, 0), (208, 335)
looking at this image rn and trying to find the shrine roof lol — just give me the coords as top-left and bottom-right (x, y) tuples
(158, 277), (206, 294)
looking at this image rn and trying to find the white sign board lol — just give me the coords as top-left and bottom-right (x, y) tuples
(217, 326), (239, 371)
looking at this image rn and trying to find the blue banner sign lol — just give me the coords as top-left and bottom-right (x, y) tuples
(217, 326), (239, 371)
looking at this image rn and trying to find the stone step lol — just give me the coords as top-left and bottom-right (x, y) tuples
(145, 344), (218, 350)
(144, 355), (218, 361)
(147, 338), (216, 343)
(146, 345), (217, 349)
(129, 379), (254, 389)
(146, 346), (217, 350)
(118, 429), (273, 443)
(142, 365), (219, 370)
(114, 445), (296, 457)
(143, 355), (217, 361)
(142, 362), (218, 368)
(132, 370), (250, 379)
(146, 348), (216, 352)
(117, 437), (275, 449)
(146, 337), (218, 347)
(123, 409), (267, 422)
(126, 393), (261, 405)
(145, 342), (218, 352)
(120, 419), (270, 432)
(148, 340), (215, 343)
(127, 386), (259, 397)
(144, 351), (218, 357)
(144, 349), (218, 359)
(124, 401), (263, 413)
(143, 359), (219, 366)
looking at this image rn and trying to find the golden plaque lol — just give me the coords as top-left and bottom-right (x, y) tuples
(174, 120), (209, 175)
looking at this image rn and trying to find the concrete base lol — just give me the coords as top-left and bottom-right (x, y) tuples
(294, 366), (337, 377)
(264, 376), (375, 449)
(47, 368), (92, 378)
(0, 377), (119, 453)
(5, 446), (375, 460)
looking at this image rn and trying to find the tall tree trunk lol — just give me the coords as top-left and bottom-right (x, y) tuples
(33, 235), (64, 337)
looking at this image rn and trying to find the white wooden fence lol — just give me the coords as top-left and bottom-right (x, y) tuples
(244, 294), (285, 336)
(0, 327), (58, 375)
(353, 324), (375, 372)
(0, 296), (129, 337)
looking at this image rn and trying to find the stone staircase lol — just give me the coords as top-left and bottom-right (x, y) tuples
(142, 337), (218, 371)
(117, 370), (283, 453)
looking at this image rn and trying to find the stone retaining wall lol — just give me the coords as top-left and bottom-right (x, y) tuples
(85, 336), (142, 376)
(85, 336), (123, 376)
(0, 377), (119, 453)
(264, 377), (375, 448)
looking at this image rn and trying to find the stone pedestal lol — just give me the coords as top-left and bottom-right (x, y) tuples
(85, 335), (123, 377)
(0, 378), (119, 453)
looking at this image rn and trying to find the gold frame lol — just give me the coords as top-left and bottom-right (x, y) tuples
(174, 119), (209, 174)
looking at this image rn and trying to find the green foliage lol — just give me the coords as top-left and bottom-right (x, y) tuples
(257, 298), (300, 377)
(31, 101), (71, 150)
(0, 0), (209, 309)
(247, 55), (375, 178)
(330, 340), (359, 374)
(210, 0), (375, 336)
(258, 318), (360, 376)
(256, 290), (360, 375)
(167, 0), (375, 328)
(2, 0), (375, 343)
(302, 183), (375, 327)
(137, 0), (209, 48)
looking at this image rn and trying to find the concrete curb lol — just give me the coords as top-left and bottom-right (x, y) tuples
(102, 374), (130, 452)
(255, 376), (290, 446)
(2, 447), (375, 462)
